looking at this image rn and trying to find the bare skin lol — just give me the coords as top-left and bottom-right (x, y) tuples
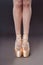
(13, 0), (22, 36)
(13, 0), (32, 37)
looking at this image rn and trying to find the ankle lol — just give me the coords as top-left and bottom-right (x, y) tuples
(23, 34), (28, 42)
(16, 34), (22, 41)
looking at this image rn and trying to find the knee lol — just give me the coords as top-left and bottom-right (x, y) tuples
(23, 0), (31, 7)
(13, 0), (22, 8)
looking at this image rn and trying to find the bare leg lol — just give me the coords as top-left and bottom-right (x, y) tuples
(23, 0), (32, 39)
(22, 0), (32, 57)
(13, 0), (23, 57)
(13, 0), (22, 37)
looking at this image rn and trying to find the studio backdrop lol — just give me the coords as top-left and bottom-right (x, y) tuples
(0, 0), (43, 36)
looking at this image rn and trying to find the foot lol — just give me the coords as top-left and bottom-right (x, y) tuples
(14, 34), (22, 57)
(22, 34), (30, 57)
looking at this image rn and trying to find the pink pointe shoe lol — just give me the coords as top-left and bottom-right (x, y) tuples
(22, 34), (30, 57)
(14, 34), (23, 57)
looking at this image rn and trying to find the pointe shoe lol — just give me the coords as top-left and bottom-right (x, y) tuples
(14, 34), (23, 57)
(22, 35), (30, 57)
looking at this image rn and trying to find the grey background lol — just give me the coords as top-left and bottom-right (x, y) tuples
(0, 0), (43, 65)
(0, 0), (43, 36)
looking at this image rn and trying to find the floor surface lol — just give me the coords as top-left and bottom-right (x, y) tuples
(0, 36), (43, 65)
